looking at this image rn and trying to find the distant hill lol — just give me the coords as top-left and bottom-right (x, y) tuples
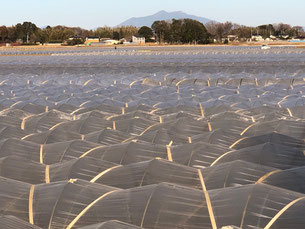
(118, 10), (214, 27)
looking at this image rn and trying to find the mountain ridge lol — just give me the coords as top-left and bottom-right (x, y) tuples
(118, 11), (213, 27)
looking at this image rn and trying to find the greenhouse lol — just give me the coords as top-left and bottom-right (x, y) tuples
(0, 46), (304, 228)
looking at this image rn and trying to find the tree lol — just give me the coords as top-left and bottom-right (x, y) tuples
(113, 31), (120, 40)
(15, 23), (25, 41)
(274, 23), (292, 37)
(115, 26), (138, 40)
(22, 22), (38, 43)
(152, 19), (211, 44)
(47, 26), (75, 43)
(7, 26), (17, 42)
(205, 21), (234, 42)
(119, 28), (124, 40)
(181, 19), (210, 44)
(257, 24), (275, 39)
(138, 26), (153, 42)
(37, 28), (49, 44)
(293, 26), (305, 37)
(223, 21), (233, 36)
(231, 24), (252, 41)
(171, 19), (183, 43)
(0, 26), (8, 42)
(14, 22), (38, 43)
(152, 20), (171, 43)
(205, 22), (225, 42)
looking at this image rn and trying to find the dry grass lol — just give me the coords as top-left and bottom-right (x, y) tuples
(1, 41), (305, 53)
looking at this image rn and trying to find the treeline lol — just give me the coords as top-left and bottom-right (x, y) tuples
(205, 22), (305, 42)
(150, 19), (211, 44)
(1, 20), (304, 45)
(145, 20), (305, 44)
(0, 22), (139, 44)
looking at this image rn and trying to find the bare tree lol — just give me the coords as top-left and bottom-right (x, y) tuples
(205, 21), (233, 42)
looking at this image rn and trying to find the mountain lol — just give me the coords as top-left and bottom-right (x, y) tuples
(118, 10), (213, 27)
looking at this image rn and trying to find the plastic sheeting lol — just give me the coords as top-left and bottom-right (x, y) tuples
(0, 46), (305, 228)
(0, 215), (42, 229)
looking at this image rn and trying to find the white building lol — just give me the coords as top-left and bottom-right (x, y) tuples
(251, 35), (264, 42)
(100, 39), (120, 45)
(269, 35), (277, 40)
(132, 36), (145, 44)
(227, 35), (239, 42)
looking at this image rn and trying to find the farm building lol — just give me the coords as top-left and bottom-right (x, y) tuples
(85, 36), (100, 45)
(132, 36), (145, 44)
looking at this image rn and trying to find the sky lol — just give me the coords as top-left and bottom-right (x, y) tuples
(1, 0), (304, 29)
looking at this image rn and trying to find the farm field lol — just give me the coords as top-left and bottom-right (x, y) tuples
(0, 46), (304, 229)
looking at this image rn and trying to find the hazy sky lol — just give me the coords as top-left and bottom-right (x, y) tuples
(1, 0), (304, 29)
